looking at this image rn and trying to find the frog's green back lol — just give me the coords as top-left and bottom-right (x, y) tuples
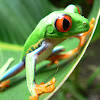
(20, 20), (46, 60)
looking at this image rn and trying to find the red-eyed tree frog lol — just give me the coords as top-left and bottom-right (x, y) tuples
(0, 4), (95, 100)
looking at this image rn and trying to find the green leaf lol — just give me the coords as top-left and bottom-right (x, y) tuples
(88, 0), (100, 42)
(91, 14), (100, 42)
(0, 0), (56, 45)
(0, 12), (99, 99)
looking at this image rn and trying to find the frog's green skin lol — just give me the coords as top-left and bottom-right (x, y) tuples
(21, 5), (89, 60)
(0, 4), (89, 97)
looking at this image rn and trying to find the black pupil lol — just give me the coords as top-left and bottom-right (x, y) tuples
(63, 18), (70, 30)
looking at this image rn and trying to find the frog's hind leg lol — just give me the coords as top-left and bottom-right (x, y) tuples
(0, 58), (25, 89)
(50, 46), (65, 56)
(47, 18), (95, 66)
(47, 47), (78, 67)
(47, 46), (65, 67)
(25, 42), (56, 100)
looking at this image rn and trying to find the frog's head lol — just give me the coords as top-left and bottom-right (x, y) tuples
(45, 4), (90, 38)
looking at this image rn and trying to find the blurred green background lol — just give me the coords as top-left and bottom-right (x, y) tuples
(0, 0), (100, 100)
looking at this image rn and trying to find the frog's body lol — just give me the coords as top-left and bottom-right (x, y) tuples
(21, 9), (89, 60)
(25, 38), (65, 64)
(0, 4), (95, 100)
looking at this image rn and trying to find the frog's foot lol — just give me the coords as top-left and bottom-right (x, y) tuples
(29, 77), (56, 100)
(0, 80), (10, 90)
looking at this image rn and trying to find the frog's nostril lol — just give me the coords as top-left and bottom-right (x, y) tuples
(83, 21), (86, 26)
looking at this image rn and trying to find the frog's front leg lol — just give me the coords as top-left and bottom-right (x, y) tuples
(0, 58), (14, 88)
(75, 18), (95, 47)
(25, 42), (56, 100)
(47, 18), (95, 66)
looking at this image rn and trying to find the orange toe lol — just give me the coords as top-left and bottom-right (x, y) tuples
(0, 80), (10, 88)
(35, 77), (56, 94)
(29, 96), (38, 100)
(29, 78), (56, 100)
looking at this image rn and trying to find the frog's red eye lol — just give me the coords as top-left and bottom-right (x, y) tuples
(55, 15), (72, 32)
(76, 6), (81, 14)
